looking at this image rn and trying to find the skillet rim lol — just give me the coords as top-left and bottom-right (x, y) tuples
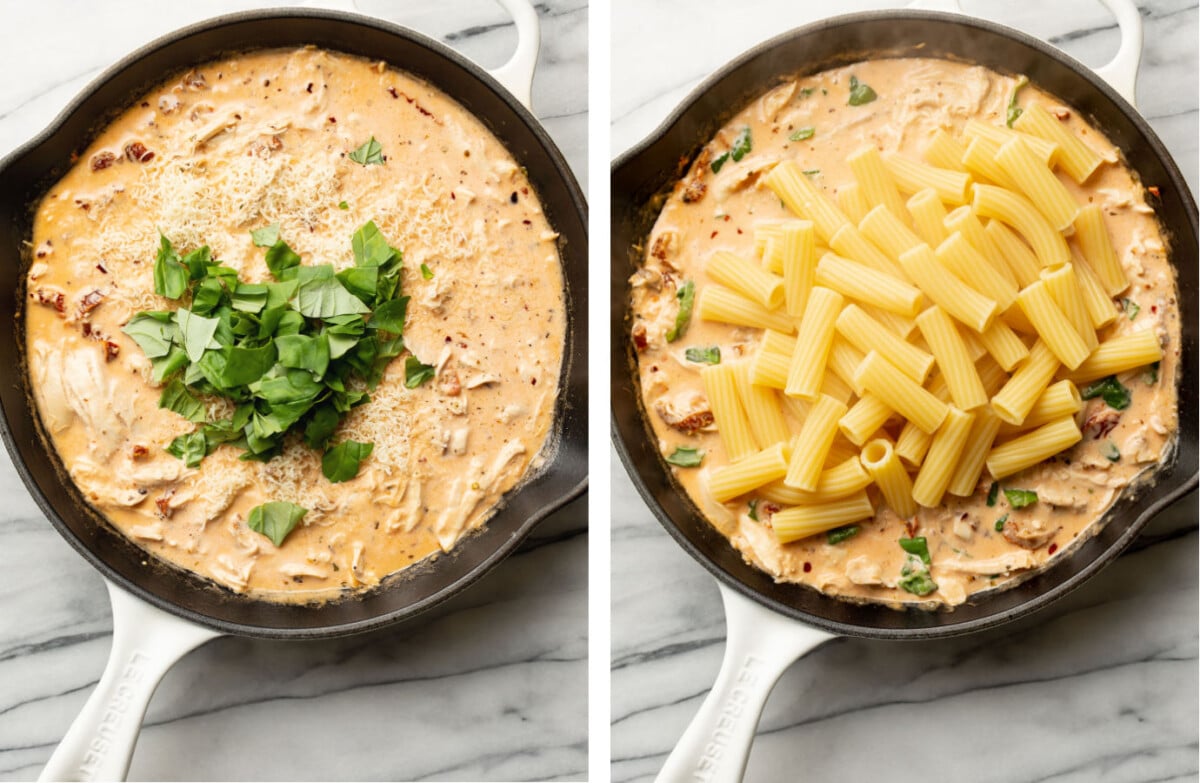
(610, 7), (1198, 640)
(0, 6), (589, 639)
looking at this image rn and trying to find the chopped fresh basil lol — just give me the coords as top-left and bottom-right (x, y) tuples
(322, 440), (374, 483)
(995, 514), (1009, 532)
(828, 525), (860, 545)
(295, 275), (372, 318)
(264, 240), (302, 280)
(1006, 75), (1029, 128)
(420, 263), (434, 280)
(123, 312), (176, 358)
(158, 378), (206, 423)
(730, 127), (752, 162)
(153, 234), (189, 299)
(748, 499), (760, 521)
(986, 482), (999, 507)
(802, 169), (821, 176)
(247, 501), (308, 547)
(799, 87), (815, 98)
(348, 136), (384, 165)
(710, 151), (730, 174)
(1144, 362), (1160, 385)
(899, 536), (931, 565)
(789, 127), (815, 142)
(666, 281), (696, 343)
(1101, 440), (1121, 462)
(1121, 298), (1140, 320)
(847, 75), (877, 106)
(175, 308), (219, 363)
(1081, 375), (1131, 410)
(338, 200), (349, 210)
(250, 223), (281, 248)
(165, 431), (208, 468)
(685, 345), (721, 365)
(404, 356), (436, 388)
(665, 446), (704, 467)
(1004, 488), (1038, 509)
(898, 559), (938, 596)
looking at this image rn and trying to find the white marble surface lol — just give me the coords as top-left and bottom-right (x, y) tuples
(0, 1), (587, 781)
(611, 1), (1198, 781)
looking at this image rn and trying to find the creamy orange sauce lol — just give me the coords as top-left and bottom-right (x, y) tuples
(25, 48), (564, 602)
(630, 58), (1180, 609)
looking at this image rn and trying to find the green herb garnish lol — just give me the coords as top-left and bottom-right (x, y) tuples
(124, 223), (412, 484)
(247, 501), (308, 547)
(898, 559), (938, 596)
(995, 514), (1009, 532)
(1006, 75), (1029, 127)
(665, 281), (695, 343)
(748, 499), (760, 521)
(404, 356), (436, 388)
(1100, 440), (1121, 462)
(730, 126), (752, 162)
(349, 136), (384, 165)
(338, 200), (350, 210)
(986, 482), (999, 507)
(802, 169), (821, 176)
(789, 127), (815, 142)
(828, 525), (860, 545)
(1004, 488), (1039, 509)
(420, 263), (434, 280)
(322, 440), (375, 483)
(1121, 298), (1140, 320)
(799, 87), (815, 98)
(710, 152), (730, 174)
(847, 75), (877, 106)
(685, 345), (721, 365)
(1144, 362), (1160, 384)
(1081, 375), (1131, 410)
(899, 536), (931, 565)
(153, 233), (189, 299)
(666, 446), (704, 467)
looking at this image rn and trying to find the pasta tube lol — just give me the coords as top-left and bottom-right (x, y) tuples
(963, 119), (1060, 166)
(1041, 263), (1098, 351)
(894, 420), (933, 468)
(946, 407), (1003, 497)
(1063, 329), (1163, 383)
(912, 407), (976, 507)
(977, 317), (1031, 372)
(709, 441), (791, 503)
(986, 416), (1083, 479)
(765, 160), (851, 243)
(848, 145), (909, 222)
(935, 231), (1018, 311)
(827, 337), (867, 396)
(702, 364), (759, 461)
(854, 350), (949, 434)
(836, 303), (935, 382)
(973, 184), (1070, 267)
(815, 252), (923, 317)
(734, 363), (792, 448)
(943, 206), (1019, 288)
(1016, 280), (1091, 370)
(898, 244), (999, 333)
(1071, 249), (1119, 329)
(916, 305), (988, 410)
(1013, 103), (1104, 184)
(759, 457), (873, 505)
(907, 188), (950, 247)
(998, 379), (1082, 434)
(707, 251), (785, 310)
(784, 394), (848, 491)
(697, 285), (796, 334)
(993, 137), (1079, 232)
(772, 492), (874, 544)
(884, 153), (973, 204)
(990, 340), (1060, 425)
(924, 128), (969, 172)
(781, 220), (817, 316)
(829, 223), (907, 280)
(860, 438), (917, 519)
(837, 182), (873, 225)
(984, 218), (1042, 287)
(839, 392), (895, 446)
(1073, 204), (1128, 295)
(786, 286), (844, 399)
(860, 204), (924, 260)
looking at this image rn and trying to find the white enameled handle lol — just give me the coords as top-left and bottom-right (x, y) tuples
(906, 0), (1143, 104)
(39, 580), (221, 782)
(486, 0), (541, 110)
(655, 584), (836, 783)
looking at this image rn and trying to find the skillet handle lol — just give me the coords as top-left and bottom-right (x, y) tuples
(907, 0), (1142, 105)
(39, 580), (220, 782)
(655, 583), (836, 783)
(486, 0), (541, 111)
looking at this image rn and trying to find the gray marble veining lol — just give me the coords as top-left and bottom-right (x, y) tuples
(611, 1), (1198, 781)
(0, 1), (587, 781)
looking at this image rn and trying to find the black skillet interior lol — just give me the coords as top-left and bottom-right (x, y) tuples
(0, 9), (588, 638)
(612, 10), (1198, 640)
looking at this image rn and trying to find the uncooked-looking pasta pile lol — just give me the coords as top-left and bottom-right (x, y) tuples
(630, 59), (1179, 608)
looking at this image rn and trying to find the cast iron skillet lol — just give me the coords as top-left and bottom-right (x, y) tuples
(0, 4), (585, 780)
(612, 4), (1195, 781)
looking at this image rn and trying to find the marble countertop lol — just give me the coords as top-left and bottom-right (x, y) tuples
(0, 1), (587, 781)
(611, 1), (1198, 781)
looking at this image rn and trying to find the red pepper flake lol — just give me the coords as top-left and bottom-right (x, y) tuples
(736, 228), (743, 234)
(328, 116), (337, 123)
(388, 86), (399, 99)
(306, 82), (314, 93)
(530, 377), (537, 385)
(450, 192), (456, 200)
(522, 219), (532, 225)
(130, 444), (149, 459)
(510, 191), (519, 204)
(1147, 185), (1161, 198)
(1048, 542), (1058, 555)
(723, 215), (731, 222)
(1150, 305), (1158, 314)
(1052, 109), (1071, 120)
(803, 562), (812, 573)
(96, 263), (107, 274)
(710, 231), (719, 239)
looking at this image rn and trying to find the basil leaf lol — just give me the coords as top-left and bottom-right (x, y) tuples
(150, 346), (189, 383)
(1006, 75), (1029, 128)
(190, 277), (224, 316)
(123, 312), (176, 359)
(730, 127), (752, 162)
(847, 75), (877, 106)
(748, 499), (759, 521)
(276, 333), (330, 377)
(181, 246), (212, 280)
(322, 440), (374, 483)
(899, 536), (931, 565)
(370, 297), (409, 335)
(231, 283), (269, 313)
(1081, 375), (1131, 411)
(338, 200), (349, 210)
(710, 152), (730, 174)
(665, 446), (704, 467)
(665, 280), (695, 343)
(685, 345), (721, 365)
(254, 367), (324, 404)
(789, 127), (815, 141)
(898, 567), (938, 596)
(246, 501), (308, 547)
(251, 223), (281, 248)
(159, 379), (207, 423)
(295, 277), (371, 318)
(802, 169), (821, 176)
(153, 234), (189, 299)
(1101, 440), (1121, 462)
(1121, 297), (1140, 320)
(265, 280), (299, 309)
(799, 87), (815, 98)
(828, 525), (860, 545)
(219, 343), (278, 387)
(264, 240), (302, 281)
(1144, 362), (1159, 385)
(995, 514), (1009, 532)
(166, 431), (208, 468)
(352, 220), (400, 269)
(336, 266), (379, 303)
(986, 482), (999, 507)
(404, 356), (436, 388)
(1003, 488), (1038, 509)
(348, 136), (384, 166)
(304, 404), (341, 450)
(420, 263), (434, 280)
(176, 308), (221, 363)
